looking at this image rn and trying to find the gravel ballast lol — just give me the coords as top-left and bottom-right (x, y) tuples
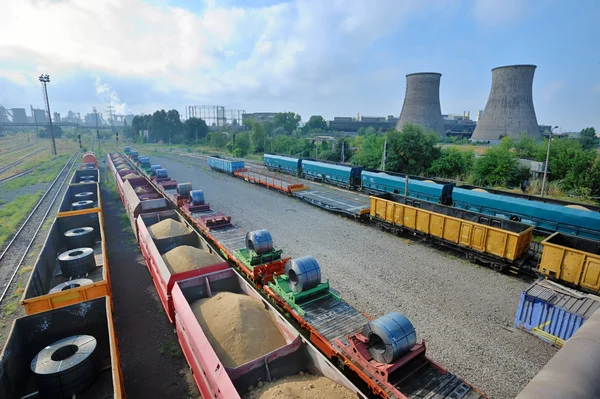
(153, 154), (557, 399)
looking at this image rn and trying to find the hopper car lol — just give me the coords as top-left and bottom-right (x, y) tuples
(207, 155), (245, 174)
(262, 153), (600, 240)
(113, 151), (487, 398)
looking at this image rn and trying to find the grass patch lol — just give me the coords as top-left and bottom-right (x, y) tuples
(2, 155), (71, 191)
(18, 266), (33, 275)
(160, 339), (182, 358)
(0, 191), (43, 248)
(532, 235), (546, 243)
(12, 287), (24, 297)
(3, 299), (18, 316)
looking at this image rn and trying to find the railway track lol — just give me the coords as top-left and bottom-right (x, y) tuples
(0, 151), (79, 305)
(0, 148), (46, 174)
(0, 168), (34, 184)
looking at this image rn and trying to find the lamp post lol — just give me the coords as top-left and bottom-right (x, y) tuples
(540, 126), (559, 197)
(39, 74), (57, 155)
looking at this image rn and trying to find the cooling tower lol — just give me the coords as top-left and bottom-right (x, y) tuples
(471, 65), (540, 141)
(396, 72), (445, 137)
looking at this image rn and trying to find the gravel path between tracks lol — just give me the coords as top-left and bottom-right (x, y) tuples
(154, 154), (557, 399)
(101, 180), (199, 399)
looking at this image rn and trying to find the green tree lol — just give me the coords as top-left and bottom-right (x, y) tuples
(273, 112), (301, 135)
(428, 147), (474, 179)
(249, 121), (265, 153)
(304, 115), (327, 131)
(230, 132), (251, 157)
(183, 117), (208, 143)
(580, 127), (598, 150)
(385, 124), (440, 175)
(149, 110), (167, 143)
(473, 138), (521, 186)
(166, 109), (183, 143)
(131, 114), (151, 139)
(206, 132), (228, 148)
(514, 136), (537, 158)
(349, 133), (385, 168)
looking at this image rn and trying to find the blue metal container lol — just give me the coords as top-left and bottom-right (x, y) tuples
(263, 154), (302, 175)
(514, 279), (600, 346)
(207, 156), (245, 174)
(452, 188), (600, 240)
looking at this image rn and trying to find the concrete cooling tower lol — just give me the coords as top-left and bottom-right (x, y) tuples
(396, 72), (445, 137)
(471, 64), (540, 141)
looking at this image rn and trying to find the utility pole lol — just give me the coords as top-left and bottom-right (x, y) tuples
(541, 126), (558, 197)
(341, 140), (345, 163)
(39, 74), (57, 155)
(381, 136), (388, 171)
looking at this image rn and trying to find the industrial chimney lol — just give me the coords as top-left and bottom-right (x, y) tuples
(396, 72), (445, 137)
(471, 64), (540, 141)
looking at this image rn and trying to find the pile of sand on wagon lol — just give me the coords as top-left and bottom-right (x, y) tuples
(148, 218), (191, 239)
(191, 292), (286, 367)
(122, 173), (140, 180)
(244, 373), (356, 399)
(117, 165), (128, 170)
(134, 186), (150, 194)
(162, 245), (221, 274)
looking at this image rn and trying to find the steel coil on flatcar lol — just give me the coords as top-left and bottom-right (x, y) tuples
(74, 191), (95, 201)
(190, 190), (205, 205)
(177, 182), (193, 198)
(246, 229), (274, 255)
(362, 312), (417, 364)
(49, 278), (94, 294)
(284, 256), (321, 294)
(156, 168), (168, 179)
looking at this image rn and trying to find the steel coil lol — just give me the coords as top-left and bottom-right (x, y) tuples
(190, 190), (205, 205)
(71, 200), (94, 211)
(49, 278), (94, 294)
(31, 335), (99, 398)
(177, 182), (193, 198)
(361, 312), (417, 364)
(246, 229), (274, 255)
(284, 256), (321, 294)
(84, 162), (95, 169)
(64, 227), (95, 249)
(79, 176), (95, 182)
(156, 168), (168, 179)
(150, 165), (162, 176)
(57, 247), (96, 277)
(74, 191), (95, 201)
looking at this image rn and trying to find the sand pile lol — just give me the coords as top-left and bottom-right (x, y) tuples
(244, 373), (356, 399)
(162, 245), (221, 274)
(123, 173), (140, 180)
(191, 292), (286, 367)
(148, 219), (191, 239)
(117, 165), (128, 170)
(134, 187), (150, 194)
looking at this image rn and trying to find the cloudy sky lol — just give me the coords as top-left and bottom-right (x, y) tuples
(0, 0), (598, 131)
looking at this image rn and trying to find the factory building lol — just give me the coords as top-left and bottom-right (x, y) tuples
(242, 112), (277, 124)
(10, 108), (28, 123)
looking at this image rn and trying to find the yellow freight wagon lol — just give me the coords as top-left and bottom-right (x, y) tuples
(370, 193), (533, 266)
(538, 232), (600, 293)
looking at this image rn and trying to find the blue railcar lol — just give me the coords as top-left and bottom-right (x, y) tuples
(301, 160), (362, 189)
(207, 156), (245, 174)
(452, 187), (600, 240)
(263, 154), (302, 175)
(360, 171), (453, 204)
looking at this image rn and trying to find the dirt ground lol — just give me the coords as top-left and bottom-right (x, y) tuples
(102, 184), (200, 399)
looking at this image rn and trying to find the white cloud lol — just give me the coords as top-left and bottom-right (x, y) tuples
(94, 78), (127, 114)
(472, 0), (525, 27)
(0, 0), (456, 112)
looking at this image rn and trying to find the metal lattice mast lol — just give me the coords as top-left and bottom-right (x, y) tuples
(39, 74), (57, 155)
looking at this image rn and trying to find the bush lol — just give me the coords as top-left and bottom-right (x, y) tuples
(428, 147), (474, 179)
(473, 138), (522, 186)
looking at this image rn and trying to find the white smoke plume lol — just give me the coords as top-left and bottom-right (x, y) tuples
(94, 77), (127, 115)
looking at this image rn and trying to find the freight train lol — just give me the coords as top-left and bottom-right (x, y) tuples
(0, 154), (126, 399)
(113, 151), (487, 399)
(263, 154), (600, 240)
(206, 152), (600, 293)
